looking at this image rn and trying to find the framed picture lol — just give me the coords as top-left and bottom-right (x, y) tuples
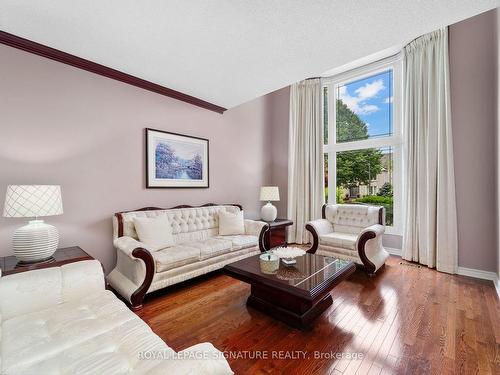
(146, 128), (209, 188)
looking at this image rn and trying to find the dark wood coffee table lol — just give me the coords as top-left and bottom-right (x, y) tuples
(224, 253), (355, 329)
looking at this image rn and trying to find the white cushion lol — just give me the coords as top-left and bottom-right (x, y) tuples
(218, 210), (245, 235)
(183, 238), (233, 260)
(133, 215), (174, 251)
(0, 260), (104, 321)
(8, 317), (175, 375)
(319, 232), (357, 250)
(216, 235), (258, 250)
(2, 290), (140, 373)
(153, 245), (201, 273)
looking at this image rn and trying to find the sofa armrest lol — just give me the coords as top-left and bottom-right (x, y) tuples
(147, 342), (233, 374)
(107, 236), (155, 310)
(176, 343), (233, 374)
(113, 236), (150, 256)
(359, 224), (385, 237)
(244, 219), (267, 236)
(305, 219), (334, 254)
(306, 219), (334, 236)
(244, 219), (268, 252)
(0, 260), (104, 320)
(357, 224), (388, 275)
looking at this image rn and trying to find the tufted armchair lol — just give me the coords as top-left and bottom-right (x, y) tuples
(107, 204), (268, 309)
(305, 204), (390, 276)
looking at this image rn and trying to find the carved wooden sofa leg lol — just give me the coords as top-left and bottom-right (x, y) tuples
(129, 247), (155, 310)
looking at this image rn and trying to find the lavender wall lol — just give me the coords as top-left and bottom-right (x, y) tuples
(0, 45), (276, 271)
(269, 86), (290, 218)
(497, 8), (500, 280)
(449, 9), (498, 272)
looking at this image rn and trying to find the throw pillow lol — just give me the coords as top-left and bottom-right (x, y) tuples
(133, 216), (174, 251)
(219, 210), (245, 235)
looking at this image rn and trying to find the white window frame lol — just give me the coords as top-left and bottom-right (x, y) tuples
(322, 54), (403, 235)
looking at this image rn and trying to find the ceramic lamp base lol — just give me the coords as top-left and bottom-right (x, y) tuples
(13, 220), (59, 263)
(261, 202), (277, 222)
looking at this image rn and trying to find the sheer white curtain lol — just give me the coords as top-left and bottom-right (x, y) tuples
(402, 28), (458, 273)
(287, 78), (324, 244)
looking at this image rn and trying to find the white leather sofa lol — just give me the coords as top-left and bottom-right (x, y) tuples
(305, 204), (390, 276)
(0, 260), (233, 375)
(107, 204), (267, 309)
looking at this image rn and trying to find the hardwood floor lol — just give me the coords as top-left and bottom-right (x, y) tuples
(135, 256), (500, 374)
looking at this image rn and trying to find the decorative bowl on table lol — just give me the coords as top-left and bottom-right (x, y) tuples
(272, 246), (306, 266)
(259, 252), (280, 274)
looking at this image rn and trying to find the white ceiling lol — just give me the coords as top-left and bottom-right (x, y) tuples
(0, 1), (498, 109)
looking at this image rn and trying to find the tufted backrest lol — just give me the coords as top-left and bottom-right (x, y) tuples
(113, 205), (242, 243)
(324, 204), (383, 234)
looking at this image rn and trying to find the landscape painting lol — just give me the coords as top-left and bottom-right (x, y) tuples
(146, 128), (209, 188)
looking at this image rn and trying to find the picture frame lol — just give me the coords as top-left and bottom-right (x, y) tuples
(146, 128), (209, 188)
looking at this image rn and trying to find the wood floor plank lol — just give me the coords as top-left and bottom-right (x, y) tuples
(131, 256), (500, 374)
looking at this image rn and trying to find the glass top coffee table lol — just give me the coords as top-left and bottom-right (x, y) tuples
(224, 253), (355, 329)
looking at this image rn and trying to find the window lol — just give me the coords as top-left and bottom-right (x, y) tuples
(323, 57), (402, 234)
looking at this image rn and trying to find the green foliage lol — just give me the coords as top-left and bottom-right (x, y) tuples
(377, 182), (393, 197)
(354, 195), (393, 225)
(335, 100), (383, 188)
(355, 196), (392, 205)
(324, 187), (345, 204)
(336, 187), (344, 203)
(336, 100), (369, 143)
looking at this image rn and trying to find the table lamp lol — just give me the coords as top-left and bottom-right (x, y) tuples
(260, 186), (279, 222)
(3, 185), (63, 263)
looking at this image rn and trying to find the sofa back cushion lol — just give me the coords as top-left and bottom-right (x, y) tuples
(325, 204), (382, 234)
(0, 260), (104, 320)
(133, 216), (174, 251)
(218, 210), (245, 235)
(115, 205), (242, 244)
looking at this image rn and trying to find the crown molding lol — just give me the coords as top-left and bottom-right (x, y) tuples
(0, 30), (226, 114)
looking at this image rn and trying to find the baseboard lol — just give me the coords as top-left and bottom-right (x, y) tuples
(495, 279), (500, 300)
(385, 247), (401, 256)
(456, 266), (497, 281)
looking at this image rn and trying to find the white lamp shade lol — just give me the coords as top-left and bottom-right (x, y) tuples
(3, 185), (63, 218)
(260, 186), (280, 201)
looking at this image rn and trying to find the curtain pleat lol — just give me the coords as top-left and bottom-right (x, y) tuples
(287, 79), (324, 244)
(402, 28), (458, 273)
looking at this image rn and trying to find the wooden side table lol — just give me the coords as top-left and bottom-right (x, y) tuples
(0, 246), (94, 276)
(263, 219), (293, 250)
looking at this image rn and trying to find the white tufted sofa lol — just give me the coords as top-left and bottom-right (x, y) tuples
(305, 204), (390, 276)
(0, 260), (233, 374)
(107, 204), (267, 309)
